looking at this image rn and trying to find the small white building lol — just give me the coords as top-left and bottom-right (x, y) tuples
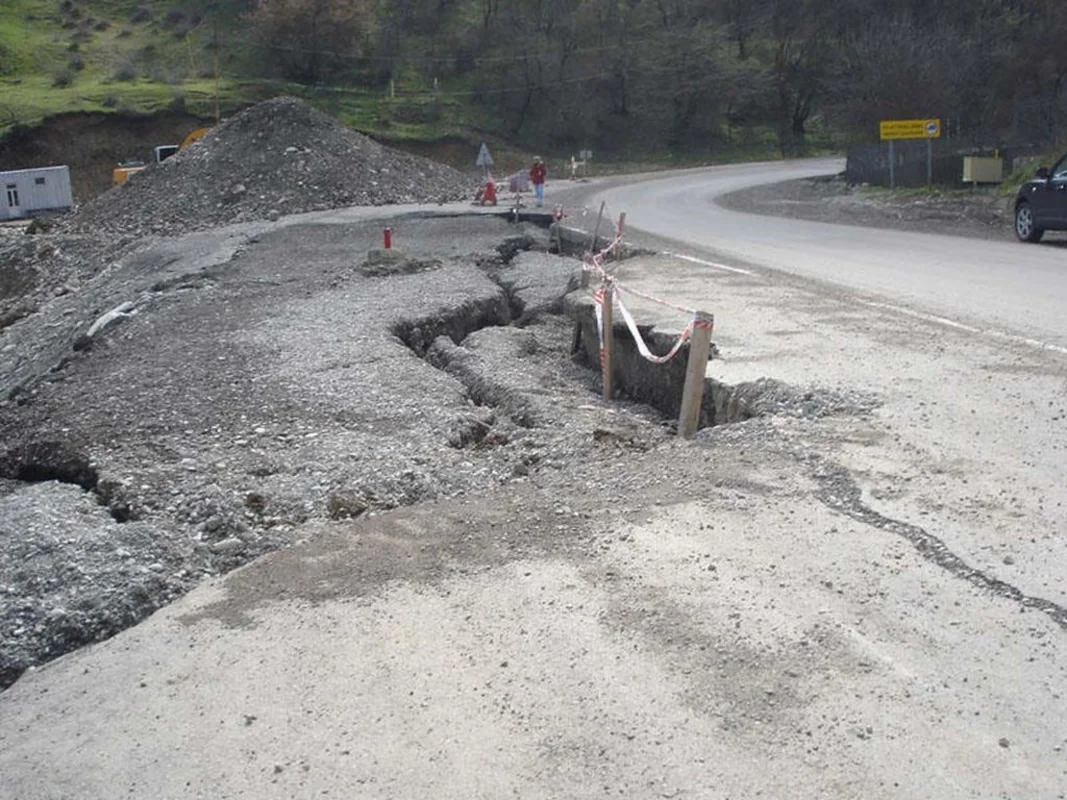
(0, 166), (73, 221)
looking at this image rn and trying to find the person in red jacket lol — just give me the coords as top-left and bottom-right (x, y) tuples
(530, 156), (547, 207)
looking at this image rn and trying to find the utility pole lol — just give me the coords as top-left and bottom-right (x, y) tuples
(213, 15), (220, 124)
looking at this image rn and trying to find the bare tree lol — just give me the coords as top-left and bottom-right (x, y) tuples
(248, 0), (375, 83)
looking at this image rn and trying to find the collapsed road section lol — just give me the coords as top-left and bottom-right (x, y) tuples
(0, 202), (864, 691)
(0, 212), (596, 687)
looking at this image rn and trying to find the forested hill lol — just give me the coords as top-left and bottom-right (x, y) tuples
(2, 0), (1065, 154)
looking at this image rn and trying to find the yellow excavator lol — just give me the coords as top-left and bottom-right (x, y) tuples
(112, 126), (211, 185)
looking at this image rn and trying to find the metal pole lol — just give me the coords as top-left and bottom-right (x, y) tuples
(927, 139), (933, 186)
(889, 140), (895, 190)
(213, 18), (220, 124)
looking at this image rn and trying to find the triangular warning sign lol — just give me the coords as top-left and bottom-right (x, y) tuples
(476, 142), (493, 168)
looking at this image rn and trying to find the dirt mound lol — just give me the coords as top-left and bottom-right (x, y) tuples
(66, 96), (475, 237)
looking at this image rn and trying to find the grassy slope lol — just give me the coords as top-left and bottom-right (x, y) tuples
(0, 0), (485, 142)
(2, 1), (220, 123)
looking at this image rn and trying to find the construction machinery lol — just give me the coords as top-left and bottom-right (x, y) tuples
(111, 126), (211, 185)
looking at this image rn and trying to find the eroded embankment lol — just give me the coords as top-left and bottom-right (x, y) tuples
(0, 209), (876, 693)
(0, 214), (631, 690)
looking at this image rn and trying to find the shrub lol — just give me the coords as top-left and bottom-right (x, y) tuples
(390, 100), (442, 125)
(112, 59), (137, 82)
(68, 53), (85, 71)
(0, 43), (16, 76)
(52, 69), (74, 88)
(162, 9), (185, 30)
(147, 64), (186, 85)
(94, 19), (110, 31)
(129, 5), (153, 23)
(171, 18), (196, 38)
(117, 27), (132, 38)
(101, 94), (120, 108)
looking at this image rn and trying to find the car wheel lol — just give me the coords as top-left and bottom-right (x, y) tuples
(1015, 202), (1044, 242)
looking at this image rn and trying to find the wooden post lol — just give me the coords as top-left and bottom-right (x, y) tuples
(614, 212), (627, 260)
(601, 283), (615, 401)
(582, 201), (606, 288)
(678, 312), (714, 439)
(587, 201), (606, 257)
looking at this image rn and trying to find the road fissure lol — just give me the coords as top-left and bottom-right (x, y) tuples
(815, 459), (1067, 632)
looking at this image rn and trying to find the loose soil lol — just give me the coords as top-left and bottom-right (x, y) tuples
(0, 110), (210, 203)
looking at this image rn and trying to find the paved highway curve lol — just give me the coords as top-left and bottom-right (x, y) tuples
(565, 158), (1067, 351)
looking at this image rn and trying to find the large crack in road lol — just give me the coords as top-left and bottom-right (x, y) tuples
(814, 458), (1067, 630)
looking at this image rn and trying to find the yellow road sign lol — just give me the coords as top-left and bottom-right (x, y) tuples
(880, 118), (941, 140)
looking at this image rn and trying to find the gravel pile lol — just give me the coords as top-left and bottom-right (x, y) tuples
(65, 96), (475, 237)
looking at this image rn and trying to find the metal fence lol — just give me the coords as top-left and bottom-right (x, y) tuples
(845, 141), (960, 187)
(846, 93), (1066, 188)
(1011, 96), (1067, 152)
(844, 141), (1043, 188)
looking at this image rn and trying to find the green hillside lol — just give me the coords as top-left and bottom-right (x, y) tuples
(3, 0), (1065, 162)
(0, 0), (481, 142)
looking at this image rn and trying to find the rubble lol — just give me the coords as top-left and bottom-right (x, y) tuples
(64, 96), (476, 237)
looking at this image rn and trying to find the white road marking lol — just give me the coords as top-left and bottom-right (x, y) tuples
(666, 252), (754, 276)
(857, 299), (1067, 356)
(668, 249), (1067, 357)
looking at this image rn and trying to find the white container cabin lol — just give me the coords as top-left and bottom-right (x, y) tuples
(0, 166), (73, 220)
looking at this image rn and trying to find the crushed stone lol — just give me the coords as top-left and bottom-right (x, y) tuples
(63, 96), (476, 238)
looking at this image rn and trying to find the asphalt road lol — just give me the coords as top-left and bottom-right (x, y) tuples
(566, 158), (1067, 350)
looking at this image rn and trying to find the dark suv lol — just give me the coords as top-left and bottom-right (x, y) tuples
(1015, 152), (1067, 242)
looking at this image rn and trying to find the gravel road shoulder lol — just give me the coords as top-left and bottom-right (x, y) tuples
(718, 173), (1028, 242)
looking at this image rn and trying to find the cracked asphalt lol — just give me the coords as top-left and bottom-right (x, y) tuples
(1, 180), (1065, 797)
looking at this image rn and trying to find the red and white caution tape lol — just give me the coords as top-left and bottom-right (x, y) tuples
(593, 284), (607, 370)
(594, 284), (710, 366)
(613, 281), (699, 317)
(585, 207), (714, 366)
(615, 293), (693, 364)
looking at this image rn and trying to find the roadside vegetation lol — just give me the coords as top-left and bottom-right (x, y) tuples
(1, 1), (1065, 165)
